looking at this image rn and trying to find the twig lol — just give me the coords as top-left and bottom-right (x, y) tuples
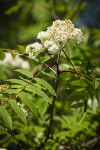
(59, 70), (93, 81)
(41, 62), (56, 74)
(0, 123), (20, 146)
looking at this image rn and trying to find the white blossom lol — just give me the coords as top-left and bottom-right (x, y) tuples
(25, 42), (43, 59)
(44, 40), (59, 54)
(37, 19), (83, 46)
(37, 31), (50, 43)
(26, 42), (43, 53)
(0, 53), (30, 69)
(26, 19), (84, 57)
(46, 20), (83, 44)
(70, 28), (84, 44)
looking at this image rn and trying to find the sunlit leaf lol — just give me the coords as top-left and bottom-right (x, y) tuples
(94, 80), (100, 89)
(42, 71), (57, 79)
(34, 78), (56, 96)
(19, 92), (38, 118)
(0, 106), (12, 129)
(7, 79), (27, 85)
(4, 89), (18, 94)
(71, 102), (84, 108)
(17, 45), (25, 54)
(0, 53), (6, 61)
(15, 69), (33, 78)
(9, 100), (27, 125)
(26, 85), (52, 104)
(11, 53), (17, 59)
(11, 85), (23, 89)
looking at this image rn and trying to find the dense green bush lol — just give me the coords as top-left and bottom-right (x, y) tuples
(0, 0), (100, 150)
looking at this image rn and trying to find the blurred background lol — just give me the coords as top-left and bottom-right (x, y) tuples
(0, 0), (100, 47)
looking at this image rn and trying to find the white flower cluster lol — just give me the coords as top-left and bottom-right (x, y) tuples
(26, 42), (43, 59)
(0, 53), (30, 69)
(0, 84), (10, 92)
(26, 20), (84, 58)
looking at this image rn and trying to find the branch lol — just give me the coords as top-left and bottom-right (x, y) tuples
(41, 62), (57, 74)
(59, 70), (93, 81)
(0, 123), (20, 147)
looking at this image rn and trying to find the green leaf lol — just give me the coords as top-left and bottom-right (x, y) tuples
(71, 102), (84, 108)
(4, 89), (18, 94)
(94, 75), (100, 81)
(11, 85), (23, 89)
(39, 55), (51, 62)
(94, 80), (100, 89)
(7, 79), (27, 85)
(9, 100), (27, 125)
(26, 85), (52, 104)
(59, 64), (72, 71)
(17, 45), (25, 54)
(5, 3), (22, 15)
(15, 69), (33, 78)
(42, 71), (56, 79)
(94, 76), (100, 89)
(11, 53), (16, 59)
(85, 59), (92, 73)
(66, 89), (83, 101)
(0, 106), (12, 129)
(19, 92), (38, 118)
(34, 78), (56, 96)
(0, 53), (6, 61)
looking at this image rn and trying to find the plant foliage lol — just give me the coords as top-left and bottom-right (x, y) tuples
(0, 0), (100, 150)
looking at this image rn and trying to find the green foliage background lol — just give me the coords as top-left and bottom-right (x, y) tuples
(0, 0), (100, 150)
